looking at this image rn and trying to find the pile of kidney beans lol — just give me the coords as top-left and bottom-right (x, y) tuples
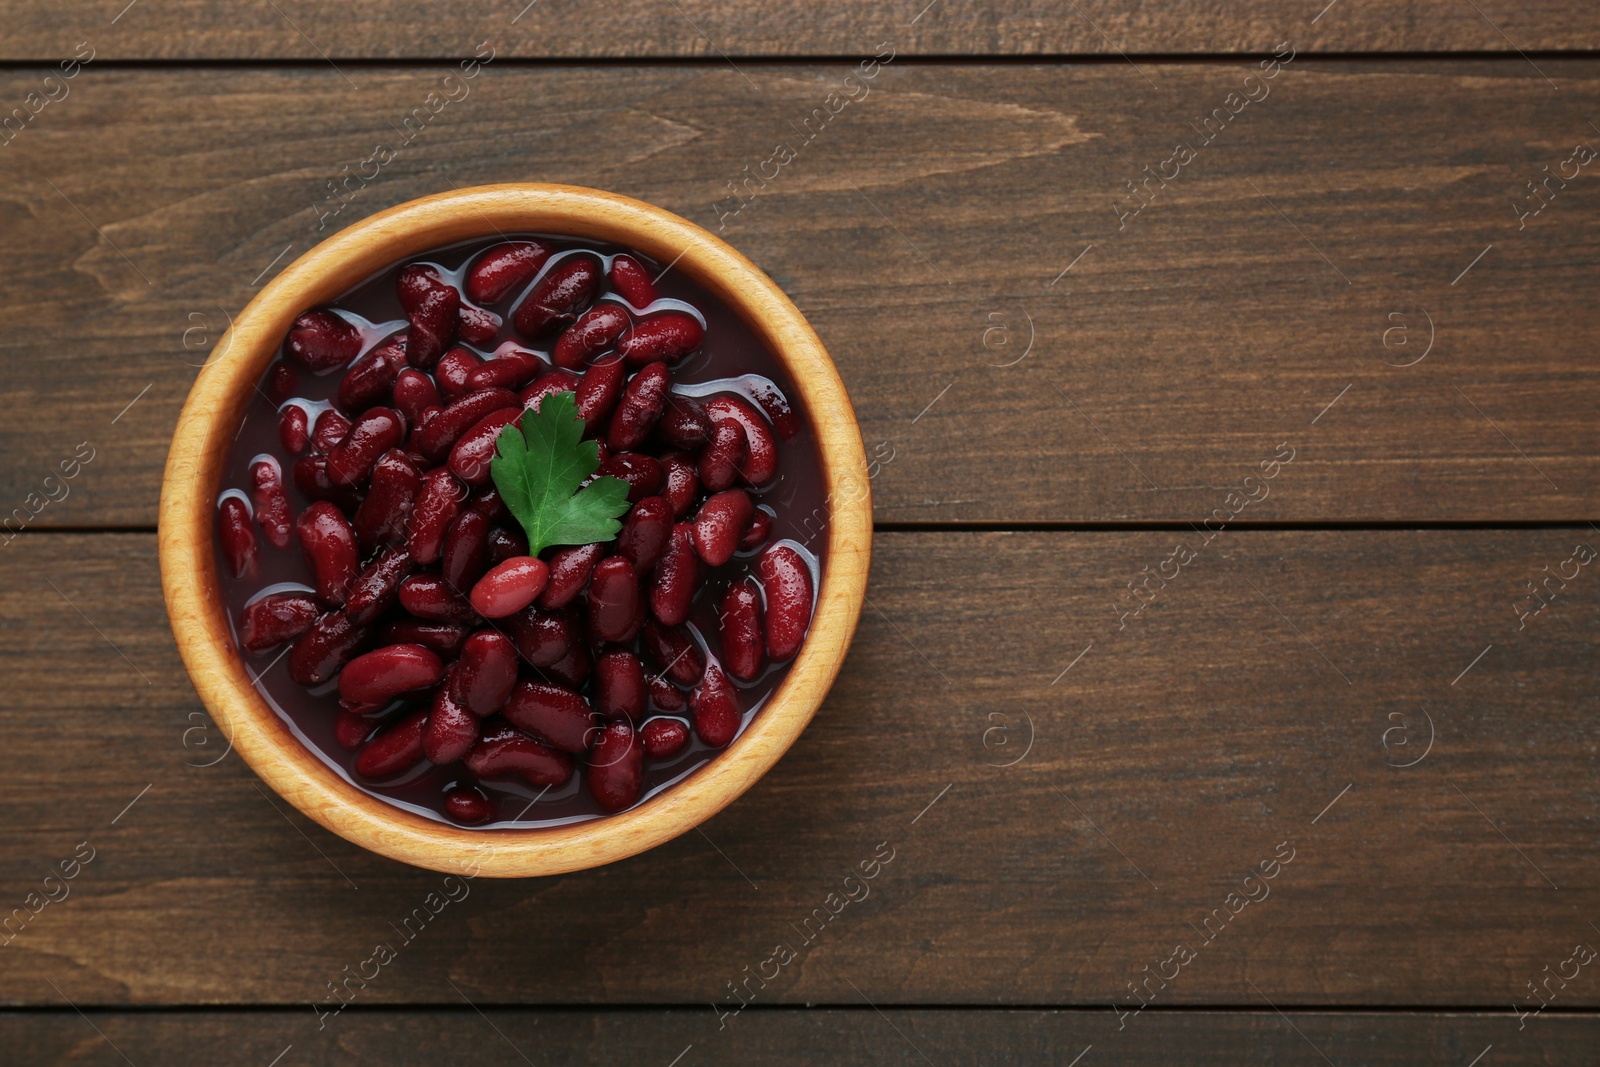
(215, 238), (817, 825)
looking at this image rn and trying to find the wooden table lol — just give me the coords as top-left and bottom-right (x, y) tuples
(3, 3), (1597, 1062)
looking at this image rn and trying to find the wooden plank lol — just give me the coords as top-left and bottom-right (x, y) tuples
(2, 62), (1598, 527)
(1, 530), (1594, 1005)
(5, 1008), (1597, 1065)
(3, 0), (1600, 60)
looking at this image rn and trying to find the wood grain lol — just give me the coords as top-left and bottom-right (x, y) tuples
(2, 62), (1597, 526)
(3, 0), (1600, 60)
(3, 530), (1594, 1005)
(5, 1008), (1598, 1065)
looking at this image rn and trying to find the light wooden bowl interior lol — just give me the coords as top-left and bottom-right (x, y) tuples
(159, 184), (872, 877)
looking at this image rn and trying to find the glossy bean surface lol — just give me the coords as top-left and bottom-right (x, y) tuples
(297, 501), (360, 606)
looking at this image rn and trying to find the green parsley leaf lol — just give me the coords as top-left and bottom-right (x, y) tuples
(490, 391), (632, 557)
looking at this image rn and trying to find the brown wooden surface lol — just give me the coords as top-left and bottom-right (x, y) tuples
(2, 62), (1598, 526)
(3, 0), (1600, 59)
(2, 531), (1593, 1007)
(6, 1009), (1599, 1065)
(3, 2), (1597, 1057)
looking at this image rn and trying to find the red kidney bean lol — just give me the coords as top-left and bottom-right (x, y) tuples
(697, 418), (745, 493)
(705, 395), (778, 486)
(758, 543), (813, 661)
(288, 610), (368, 685)
(748, 378), (801, 439)
(608, 253), (659, 308)
(466, 349), (543, 391)
(616, 495), (673, 572)
(692, 662), (741, 748)
(587, 719), (644, 812)
(405, 284), (459, 369)
(397, 573), (473, 622)
(377, 619), (466, 658)
(656, 395), (712, 450)
(467, 240), (551, 305)
(340, 643), (443, 705)
(249, 458), (293, 549)
(458, 302), (502, 346)
(285, 310), (361, 373)
(552, 303), (629, 369)
(355, 708), (429, 779)
(641, 716), (690, 757)
(448, 406), (522, 486)
(292, 453), (361, 510)
(297, 501), (359, 606)
(442, 784), (494, 825)
(607, 361), (672, 451)
(238, 591), (319, 652)
(327, 407), (404, 486)
(469, 555), (549, 618)
(739, 507), (774, 552)
(587, 557), (639, 643)
(503, 681), (598, 753)
(648, 676), (689, 714)
(398, 264), (445, 310)
(399, 268), (439, 314)
(642, 618), (705, 686)
(345, 546), (416, 625)
(392, 367), (441, 423)
(507, 605), (575, 666)
(312, 407), (352, 453)
(336, 336), (405, 413)
(690, 489), (753, 567)
(434, 346), (482, 402)
(353, 449), (421, 553)
(268, 363), (298, 404)
(414, 388), (518, 463)
(486, 524), (528, 565)
(660, 452), (699, 517)
(424, 680), (481, 764)
(649, 522), (700, 625)
(407, 467), (466, 564)
(537, 541), (605, 608)
(720, 578), (765, 681)
(545, 639), (593, 689)
(514, 255), (600, 337)
(595, 648), (647, 721)
(440, 508), (491, 591)
(574, 356), (625, 432)
(617, 312), (703, 365)
(519, 368), (582, 412)
(596, 452), (663, 503)
(335, 709), (373, 750)
(454, 631), (519, 716)
(465, 722), (573, 786)
(468, 483), (508, 522)
(278, 404), (310, 455)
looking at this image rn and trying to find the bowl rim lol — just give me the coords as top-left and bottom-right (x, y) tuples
(158, 183), (872, 878)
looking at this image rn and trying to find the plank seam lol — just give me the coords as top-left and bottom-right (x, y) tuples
(2, 1004), (1598, 1015)
(2, 52), (1600, 71)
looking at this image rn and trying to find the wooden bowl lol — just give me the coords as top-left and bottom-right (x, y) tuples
(159, 184), (871, 877)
